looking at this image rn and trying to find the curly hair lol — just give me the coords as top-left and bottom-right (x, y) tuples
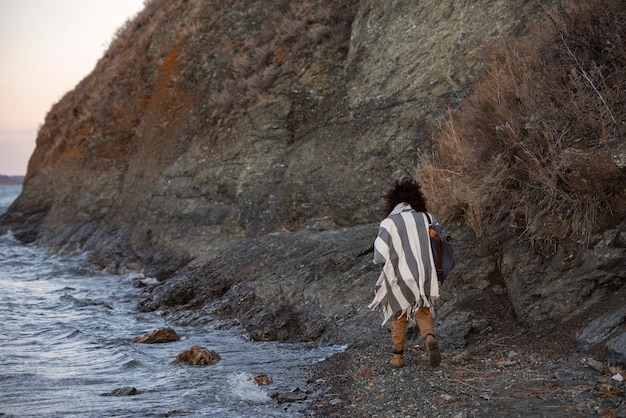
(383, 177), (428, 216)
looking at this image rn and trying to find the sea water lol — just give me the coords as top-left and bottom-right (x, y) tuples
(0, 185), (344, 417)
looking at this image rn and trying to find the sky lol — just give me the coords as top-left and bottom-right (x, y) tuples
(0, 0), (146, 175)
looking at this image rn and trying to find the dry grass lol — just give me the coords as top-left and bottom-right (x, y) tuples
(205, 1), (356, 118)
(417, 0), (625, 254)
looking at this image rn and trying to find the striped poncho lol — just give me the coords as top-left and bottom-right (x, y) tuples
(368, 203), (440, 326)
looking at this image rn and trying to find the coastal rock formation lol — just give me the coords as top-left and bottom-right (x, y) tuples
(1, 0), (624, 363)
(3, 0), (551, 252)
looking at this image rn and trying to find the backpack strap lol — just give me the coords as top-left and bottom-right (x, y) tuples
(424, 212), (444, 283)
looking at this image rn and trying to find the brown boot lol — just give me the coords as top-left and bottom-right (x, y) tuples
(390, 352), (403, 368)
(390, 315), (408, 368)
(425, 334), (440, 368)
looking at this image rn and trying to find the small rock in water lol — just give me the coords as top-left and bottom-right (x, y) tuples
(165, 410), (189, 417)
(272, 387), (307, 403)
(133, 327), (180, 344)
(254, 373), (273, 385)
(102, 386), (139, 396)
(174, 345), (221, 365)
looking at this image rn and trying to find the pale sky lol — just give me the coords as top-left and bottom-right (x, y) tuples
(0, 0), (146, 175)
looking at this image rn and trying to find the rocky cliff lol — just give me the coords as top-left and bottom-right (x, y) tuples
(1, 0), (624, 364)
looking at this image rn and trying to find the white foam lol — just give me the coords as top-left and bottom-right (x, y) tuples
(1, 230), (18, 242)
(227, 372), (272, 403)
(139, 277), (159, 286)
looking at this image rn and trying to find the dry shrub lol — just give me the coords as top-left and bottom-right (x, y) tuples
(95, 0), (355, 150)
(210, 1), (356, 117)
(417, 0), (626, 254)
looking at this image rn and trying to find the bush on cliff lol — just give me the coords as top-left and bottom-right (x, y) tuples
(417, 0), (626, 255)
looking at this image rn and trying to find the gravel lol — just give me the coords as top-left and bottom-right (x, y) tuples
(302, 326), (626, 417)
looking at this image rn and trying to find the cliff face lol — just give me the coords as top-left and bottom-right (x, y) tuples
(3, 0), (625, 359)
(9, 0), (546, 253)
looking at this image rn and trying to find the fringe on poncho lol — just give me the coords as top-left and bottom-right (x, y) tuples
(368, 203), (440, 326)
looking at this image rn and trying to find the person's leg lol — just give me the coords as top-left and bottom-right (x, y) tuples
(416, 307), (440, 368)
(390, 314), (409, 367)
(416, 307), (435, 338)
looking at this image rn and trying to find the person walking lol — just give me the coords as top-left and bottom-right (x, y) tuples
(368, 177), (442, 368)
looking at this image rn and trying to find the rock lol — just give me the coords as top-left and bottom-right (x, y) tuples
(61, 294), (112, 309)
(607, 332), (626, 367)
(165, 410), (189, 417)
(576, 305), (626, 351)
(138, 225), (381, 344)
(585, 358), (606, 373)
(132, 277), (159, 288)
(434, 393), (455, 403)
(272, 388), (307, 403)
(436, 311), (472, 348)
(133, 327), (180, 344)
(174, 345), (221, 366)
(102, 387), (139, 396)
(254, 374), (273, 385)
